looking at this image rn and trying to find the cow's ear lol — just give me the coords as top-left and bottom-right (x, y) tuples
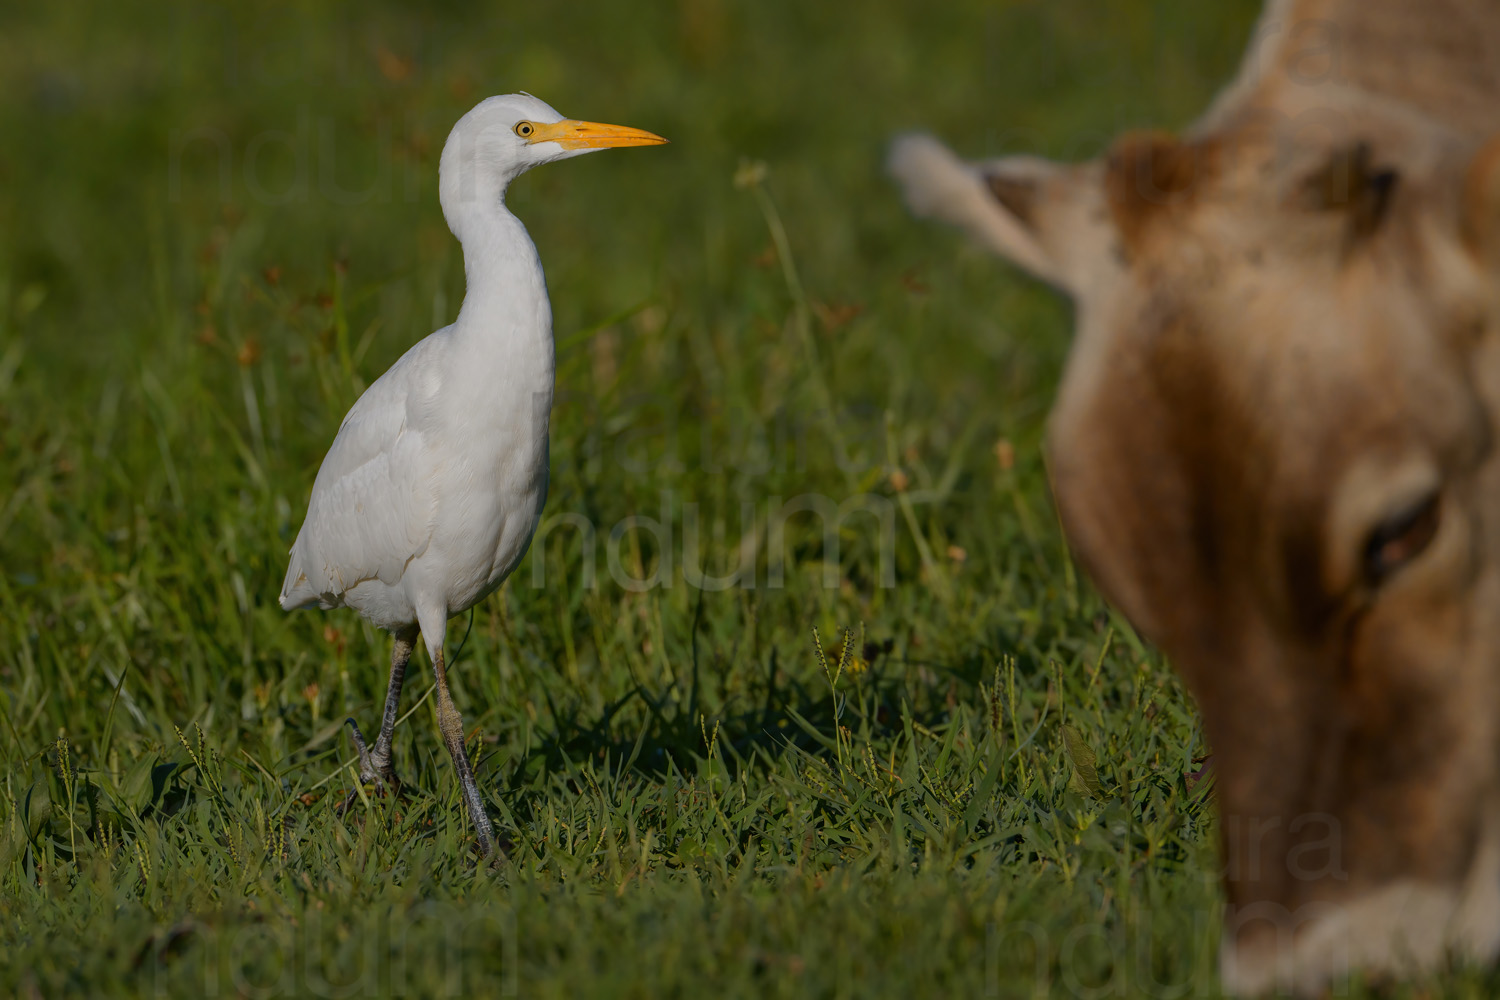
(889, 134), (1113, 294)
(1462, 136), (1500, 264)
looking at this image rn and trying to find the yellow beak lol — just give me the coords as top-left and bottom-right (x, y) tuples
(527, 119), (669, 150)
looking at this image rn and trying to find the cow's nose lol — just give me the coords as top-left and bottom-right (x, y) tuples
(1218, 866), (1500, 996)
(1217, 901), (1345, 997)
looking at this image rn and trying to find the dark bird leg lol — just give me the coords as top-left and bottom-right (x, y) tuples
(340, 624), (419, 812)
(429, 641), (496, 856)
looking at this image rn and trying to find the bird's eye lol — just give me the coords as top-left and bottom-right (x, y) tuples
(514, 121), (535, 138)
(1363, 491), (1441, 586)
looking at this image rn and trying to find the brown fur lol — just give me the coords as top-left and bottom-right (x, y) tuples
(899, 0), (1500, 992)
(1463, 136), (1500, 256)
(985, 174), (1037, 228)
(1103, 132), (1215, 252)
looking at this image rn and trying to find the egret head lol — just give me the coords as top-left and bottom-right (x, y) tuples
(438, 93), (666, 238)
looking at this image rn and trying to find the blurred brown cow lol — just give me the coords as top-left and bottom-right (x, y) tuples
(892, 0), (1500, 993)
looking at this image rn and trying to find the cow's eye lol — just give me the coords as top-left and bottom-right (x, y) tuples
(1363, 492), (1440, 585)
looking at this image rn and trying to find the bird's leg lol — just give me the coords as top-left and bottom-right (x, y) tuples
(340, 625), (418, 812)
(366, 624), (419, 786)
(429, 642), (497, 857)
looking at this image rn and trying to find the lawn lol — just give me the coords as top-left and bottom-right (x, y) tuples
(9, 1), (1488, 997)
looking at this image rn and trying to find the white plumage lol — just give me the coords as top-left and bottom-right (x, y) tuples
(280, 93), (666, 856)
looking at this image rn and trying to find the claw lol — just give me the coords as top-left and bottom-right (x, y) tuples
(337, 716), (402, 816)
(345, 717), (375, 771)
(338, 719), (375, 816)
(337, 786), (364, 815)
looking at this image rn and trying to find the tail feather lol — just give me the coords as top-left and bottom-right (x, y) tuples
(279, 551), (321, 611)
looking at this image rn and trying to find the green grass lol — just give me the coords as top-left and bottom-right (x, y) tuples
(4, 1), (1496, 996)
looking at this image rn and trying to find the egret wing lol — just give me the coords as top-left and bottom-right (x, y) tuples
(280, 332), (448, 609)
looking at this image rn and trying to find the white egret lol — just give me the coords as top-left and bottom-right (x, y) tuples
(279, 94), (667, 856)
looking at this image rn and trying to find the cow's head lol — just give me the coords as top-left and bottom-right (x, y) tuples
(892, 17), (1500, 992)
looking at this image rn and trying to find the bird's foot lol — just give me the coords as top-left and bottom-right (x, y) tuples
(338, 717), (403, 815)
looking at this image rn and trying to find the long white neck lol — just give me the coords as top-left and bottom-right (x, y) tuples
(447, 198), (556, 428)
